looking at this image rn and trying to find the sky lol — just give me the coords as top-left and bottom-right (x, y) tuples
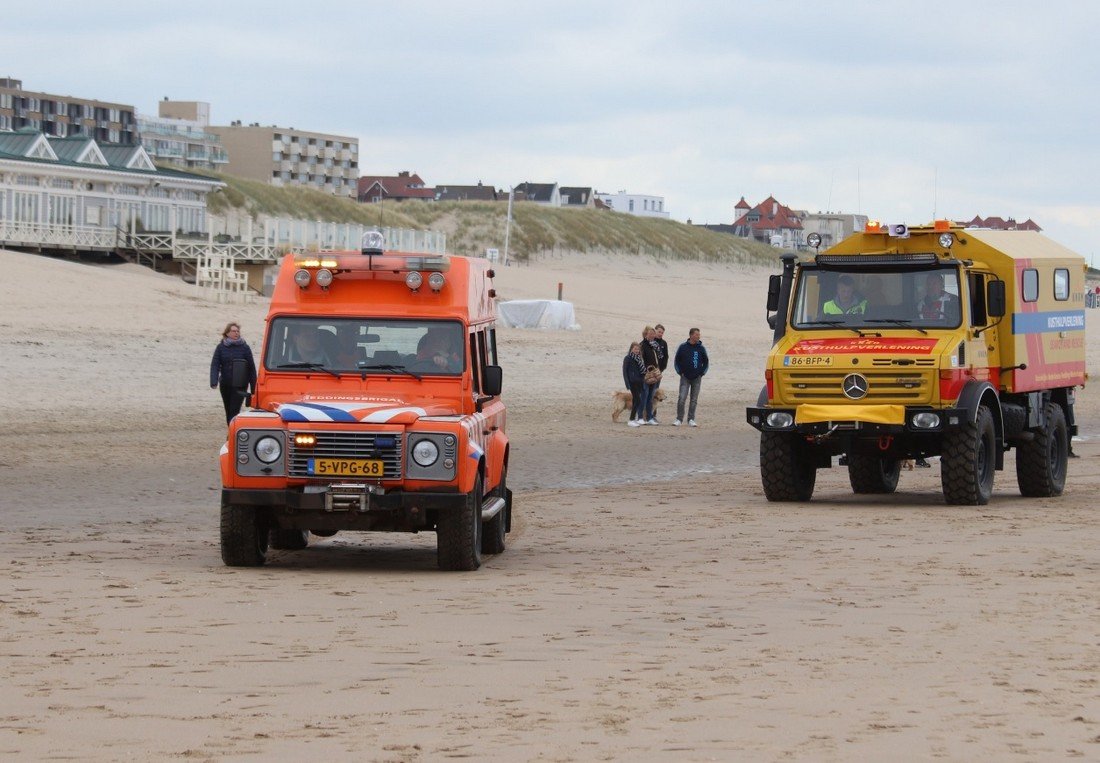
(4, 0), (1099, 259)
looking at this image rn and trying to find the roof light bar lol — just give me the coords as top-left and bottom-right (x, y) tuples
(815, 253), (940, 267)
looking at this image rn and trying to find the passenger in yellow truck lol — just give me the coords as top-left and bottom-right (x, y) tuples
(917, 272), (959, 322)
(822, 275), (867, 315)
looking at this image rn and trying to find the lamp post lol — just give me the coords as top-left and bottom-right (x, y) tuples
(503, 185), (514, 266)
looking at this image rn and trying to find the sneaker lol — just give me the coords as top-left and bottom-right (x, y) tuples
(915, 457), (931, 468)
(673, 419), (682, 426)
(628, 420), (642, 427)
(646, 418), (658, 425)
(688, 420), (697, 427)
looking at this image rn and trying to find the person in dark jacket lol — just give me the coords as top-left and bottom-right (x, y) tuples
(673, 327), (709, 427)
(653, 324), (669, 375)
(210, 321), (257, 425)
(651, 323), (670, 421)
(640, 325), (661, 425)
(622, 341), (647, 427)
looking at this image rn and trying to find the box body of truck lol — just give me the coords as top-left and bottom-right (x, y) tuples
(746, 222), (1085, 504)
(220, 237), (511, 569)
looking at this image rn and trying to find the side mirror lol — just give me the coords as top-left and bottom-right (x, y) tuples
(766, 274), (781, 312)
(987, 280), (1006, 318)
(230, 357), (250, 392)
(481, 365), (503, 396)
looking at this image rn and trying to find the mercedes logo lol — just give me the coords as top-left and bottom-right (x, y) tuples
(842, 373), (869, 400)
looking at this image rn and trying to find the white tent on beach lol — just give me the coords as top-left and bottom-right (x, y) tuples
(497, 299), (580, 330)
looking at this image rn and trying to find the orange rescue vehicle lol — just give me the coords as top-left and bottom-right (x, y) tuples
(219, 232), (511, 570)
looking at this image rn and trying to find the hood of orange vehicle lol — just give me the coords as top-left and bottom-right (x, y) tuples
(270, 395), (458, 424)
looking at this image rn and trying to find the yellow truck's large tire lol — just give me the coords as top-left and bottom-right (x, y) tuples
(941, 406), (996, 505)
(438, 474), (483, 571)
(760, 431), (816, 502)
(220, 503), (269, 566)
(1015, 402), (1068, 497)
(848, 454), (901, 494)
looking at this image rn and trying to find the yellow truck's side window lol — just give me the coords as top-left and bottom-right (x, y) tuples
(1054, 268), (1070, 301)
(1022, 268), (1039, 302)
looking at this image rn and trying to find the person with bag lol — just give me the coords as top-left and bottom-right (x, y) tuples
(640, 325), (661, 425)
(210, 321), (257, 425)
(622, 341), (647, 427)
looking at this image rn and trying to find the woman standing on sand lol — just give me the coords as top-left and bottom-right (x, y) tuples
(209, 321), (257, 425)
(639, 325), (661, 425)
(622, 341), (647, 427)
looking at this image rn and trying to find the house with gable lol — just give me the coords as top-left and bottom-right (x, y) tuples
(559, 186), (595, 208)
(357, 170), (435, 203)
(0, 127), (222, 250)
(435, 182), (498, 202)
(513, 182), (560, 206)
(732, 195), (804, 248)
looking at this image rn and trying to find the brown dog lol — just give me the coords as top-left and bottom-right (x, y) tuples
(612, 388), (666, 422)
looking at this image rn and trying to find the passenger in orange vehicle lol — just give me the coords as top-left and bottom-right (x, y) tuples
(412, 329), (462, 372)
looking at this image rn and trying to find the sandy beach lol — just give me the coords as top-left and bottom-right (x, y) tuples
(2, 247), (1100, 761)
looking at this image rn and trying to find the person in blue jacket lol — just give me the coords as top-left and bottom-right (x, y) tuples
(673, 328), (709, 427)
(210, 321), (257, 424)
(622, 341), (647, 427)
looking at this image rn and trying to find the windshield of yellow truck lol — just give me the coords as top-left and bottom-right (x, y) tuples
(791, 267), (962, 330)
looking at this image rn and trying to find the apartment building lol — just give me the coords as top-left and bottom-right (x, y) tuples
(0, 78), (138, 144)
(137, 99), (228, 171)
(208, 122), (358, 198)
(594, 190), (669, 218)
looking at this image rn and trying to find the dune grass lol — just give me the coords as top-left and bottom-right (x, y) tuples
(188, 169), (780, 267)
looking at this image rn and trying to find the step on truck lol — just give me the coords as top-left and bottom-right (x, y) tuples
(746, 221), (1086, 505)
(219, 231), (511, 570)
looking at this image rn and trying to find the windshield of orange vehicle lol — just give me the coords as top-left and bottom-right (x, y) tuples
(264, 317), (465, 375)
(791, 267), (962, 330)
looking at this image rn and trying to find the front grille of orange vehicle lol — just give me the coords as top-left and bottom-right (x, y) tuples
(288, 432), (404, 479)
(777, 370), (933, 403)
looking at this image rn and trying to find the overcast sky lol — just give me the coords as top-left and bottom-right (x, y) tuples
(5, 1), (1098, 258)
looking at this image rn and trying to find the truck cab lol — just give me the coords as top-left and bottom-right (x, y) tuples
(220, 232), (511, 570)
(746, 222), (1085, 505)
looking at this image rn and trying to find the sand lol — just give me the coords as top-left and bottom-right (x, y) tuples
(2, 247), (1099, 761)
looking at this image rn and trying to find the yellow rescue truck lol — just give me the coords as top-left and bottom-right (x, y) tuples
(746, 221), (1086, 505)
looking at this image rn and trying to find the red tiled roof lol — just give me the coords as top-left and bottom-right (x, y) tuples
(731, 195), (803, 231)
(357, 171), (434, 200)
(960, 214), (1042, 232)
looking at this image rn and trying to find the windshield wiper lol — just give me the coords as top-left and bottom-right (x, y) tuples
(275, 362), (341, 378)
(866, 319), (928, 335)
(800, 319), (865, 336)
(358, 363), (423, 381)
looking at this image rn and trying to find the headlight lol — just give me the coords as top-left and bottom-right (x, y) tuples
(911, 412), (941, 429)
(412, 439), (439, 467)
(427, 272), (445, 291)
(938, 233), (954, 249)
(255, 436), (282, 463)
(766, 411), (794, 429)
(315, 268), (333, 287)
(293, 269), (311, 288)
(405, 271), (423, 290)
